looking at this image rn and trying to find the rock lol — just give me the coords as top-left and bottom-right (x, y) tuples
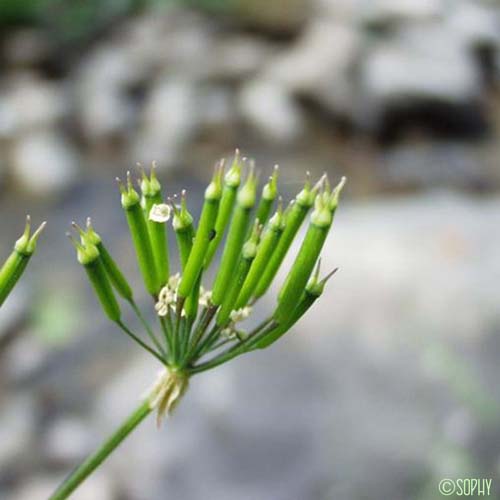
(447, 2), (500, 50)
(0, 75), (67, 138)
(266, 21), (360, 117)
(42, 417), (94, 464)
(238, 79), (304, 143)
(132, 78), (199, 167)
(10, 131), (79, 196)
(359, 25), (481, 131)
(199, 86), (234, 130)
(2, 30), (52, 67)
(380, 141), (489, 189)
(210, 36), (273, 80)
(76, 46), (137, 142)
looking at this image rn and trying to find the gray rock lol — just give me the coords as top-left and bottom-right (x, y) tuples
(380, 141), (488, 188)
(76, 46), (137, 142)
(238, 79), (304, 143)
(446, 1), (500, 50)
(132, 78), (199, 167)
(359, 25), (480, 128)
(210, 36), (274, 79)
(266, 21), (360, 117)
(10, 131), (79, 196)
(0, 75), (67, 138)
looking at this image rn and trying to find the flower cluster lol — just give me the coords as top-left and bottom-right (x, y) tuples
(69, 151), (345, 420)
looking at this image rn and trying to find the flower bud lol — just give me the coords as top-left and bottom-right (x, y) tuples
(140, 165), (170, 288)
(178, 163), (223, 300)
(172, 191), (194, 269)
(254, 165), (279, 227)
(0, 216), (46, 307)
(235, 200), (284, 310)
(76, 219), (134, 302)
(119, 172), (160, 296)
(216, 221), (261, 326)
(204, 152), (242, 268)
(211, 163), (257, 306)
(252, 172), (319, 300)
(274, 193), (335, 323)
(69, 235), (121, 322)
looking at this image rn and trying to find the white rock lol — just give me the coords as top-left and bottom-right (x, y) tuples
(447, 2), (500, 49)
(266, 21), (360, 117)
(11, 131), (79, 196)
(238, 79), (304, 142)
(76, 46), (137, 142)
(132, 78), (199, 166)
(210, 36), (273, 79)
(359, 24), (481, 128)
(0, 75), (67, 137)
(199, 87), (234, 129)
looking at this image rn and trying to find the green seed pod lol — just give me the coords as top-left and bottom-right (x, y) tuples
(178, 164), (223, 300)
(216, 220), (261, 326)
(119, 172), (160, 296)
(75, 219), (134, 302)
(252, 173), (318, 300)
(273, 193), (333, 323)
(235, 200), (285, 310)
(204, 151), (243, 268)
(329, 176), (347, 214)
(140, 164), (170, 287)
(254, 263), (337, 349)
(211, 162), (257, 306)
(172, 191), (200, 321)
(0, 216), (46, 307)
(172, 190), (194, 269)
(70, 235), (121, 322)
(254, 164), (279, 228)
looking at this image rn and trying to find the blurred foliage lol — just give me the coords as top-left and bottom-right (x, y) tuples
(0, 0), (234, 44)
(32, 289), (81, 344)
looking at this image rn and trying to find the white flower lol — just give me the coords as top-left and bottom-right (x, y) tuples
(168, 273), (181, 291)
(229, 306), (252, 324)
(149, 203), (171, 223)
(199, 287), (212, 308)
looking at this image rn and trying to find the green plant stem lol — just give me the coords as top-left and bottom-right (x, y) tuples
(116, 320), (165, 364)
(130, 300), (166, 357)
(189, 318), (276, 374)
(49, 399), (152, 500)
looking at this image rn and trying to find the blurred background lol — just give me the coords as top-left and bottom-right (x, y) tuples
(0, 0), (500, 499)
